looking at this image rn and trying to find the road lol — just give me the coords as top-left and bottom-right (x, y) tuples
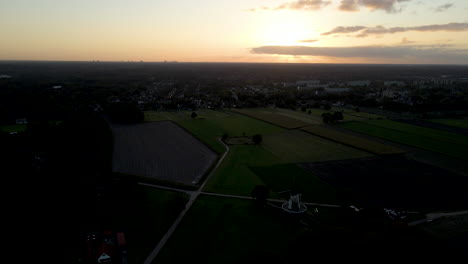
(143, 138), (230, 264)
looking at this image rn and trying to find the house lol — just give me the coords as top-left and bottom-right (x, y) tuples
(15, 118), (28, 124)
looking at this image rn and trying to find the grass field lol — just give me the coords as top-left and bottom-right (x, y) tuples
(430, 119), (468, 130)
(232, 108), (313, 129)
(144, 111), (169, 122)
(301, 156), (468, 211)
(250, 163), (338, 204)
(262, 130), (371, 163)
(203, 145), (281, 196)
(0, 124), (27, 133)
(306, 107), (382, 121)
(301, 125), (404, 155)
(154, 195), (304, 264)
(340, 121), (468, 160)
(362, 119), (468, 147)
(146, 110), (283, 154)
(79, 185), (189, 264)
(112, 121), (217, 185)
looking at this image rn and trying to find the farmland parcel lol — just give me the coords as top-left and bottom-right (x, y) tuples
(112, 121), (217, 185)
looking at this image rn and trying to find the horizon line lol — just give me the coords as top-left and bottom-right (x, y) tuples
(0, 59), (467, 66)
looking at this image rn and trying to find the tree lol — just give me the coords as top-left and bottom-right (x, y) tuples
(251, 185), (269, 207)
(108, 102), (144, 124)
(301, 106), (307, 112)
(308, 110), (312, 115)
(222, 133), (229, 141)
(332, 111), (344, 121)
(191, 111), (198, 119)
(322, 113), (333, 124)
(252, 134), (263, 144)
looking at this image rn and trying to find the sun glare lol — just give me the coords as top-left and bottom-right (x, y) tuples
(261, 19), (313, 46)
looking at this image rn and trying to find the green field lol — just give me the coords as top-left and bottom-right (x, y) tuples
(0, 124), (27, 133)
(154, 195), (305, 264)
(250, 163), (338, 204)
(305, 107), (382, 121)
(363, 119), (468, 147)
(232, 108), (313, 129)
(144, 111), (169, 122)
(203, 145), (281, 196)
(145, 110), (283, 154)
(262, 130), (371, 163)
(78, 185), (188, 263)
(301, 125), (404, 155)
(430, 119), (468, 130)
(340, 121), (468, 160)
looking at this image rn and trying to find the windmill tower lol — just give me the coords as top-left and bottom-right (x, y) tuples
(282, 191), (307, 213)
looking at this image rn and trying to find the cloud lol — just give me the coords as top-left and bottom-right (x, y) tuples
(299, 39), (319, 43)
(338, 0), (360, 11)
(400, 37), (415, 44)
(435, 3), (453, 12)
(338, 0), (411, 13)
(321, 22), (468, 37)
(249, 0), (332, 12)
(250, 45), (468, 63)
(321, 26), (367, 35)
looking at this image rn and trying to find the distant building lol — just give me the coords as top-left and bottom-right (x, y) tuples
(324, 87), (350, 94)
(384, 81), (405, 87)
(347, 80), (370, 87)
(296, 80), (320, 86)
(15, 118), (28, 124)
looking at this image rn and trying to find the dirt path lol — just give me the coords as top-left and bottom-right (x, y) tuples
(143, 138), (230, 264)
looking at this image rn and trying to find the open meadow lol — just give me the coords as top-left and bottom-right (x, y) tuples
(339, 121), (468, 160)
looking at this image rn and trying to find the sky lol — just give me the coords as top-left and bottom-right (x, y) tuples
(1, 0), (468, 64)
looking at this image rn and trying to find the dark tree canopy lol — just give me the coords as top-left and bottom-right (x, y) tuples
(252, 134), (263, 144)
(108, 102), (144, 124)
(251, 185), (269, 207)
(333, 111), (344, 121)
(191, 111), (198, 119)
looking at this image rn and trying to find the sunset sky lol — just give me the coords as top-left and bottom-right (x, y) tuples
(1, 0), (468, 64)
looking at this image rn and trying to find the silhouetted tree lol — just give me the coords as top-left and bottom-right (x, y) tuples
(222, 133), (229, 141)
(108, 102), (144, 124)
(333, 111), (344, 121)
(252, 134), (263, 144)
(251, 185), (269, 207)
(191, 111), (198, 119)
(308, 110), (312, 115)
(322, 113), (333, 123)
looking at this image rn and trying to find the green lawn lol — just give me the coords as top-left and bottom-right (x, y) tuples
(154, 195), (305, 264)
(363, 119), (468, 147)
(146, 110), (283, 154)
(144, 111), (169, 122)
(250, 163), (338, 204)
(430, 119), (468, 130)
(340, 121), (468, 160)
(203, 145), (282, 196)
(0, 124), (27, 133)
(262, 130), (371, 163)
(301, 125), (404, 155)
(79, 185), (189, 264)
(305, 107), (382, 121)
